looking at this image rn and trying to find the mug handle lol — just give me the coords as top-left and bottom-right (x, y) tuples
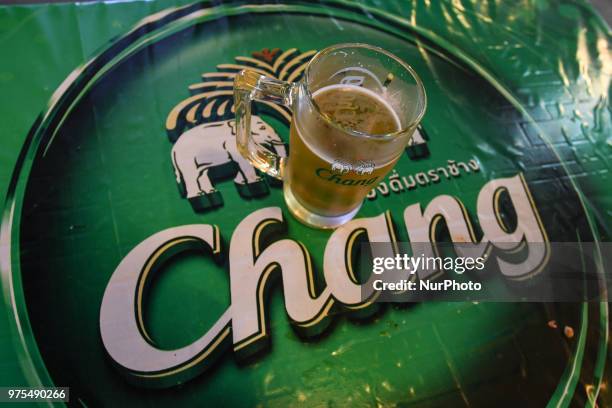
(234, 69), (296, 180)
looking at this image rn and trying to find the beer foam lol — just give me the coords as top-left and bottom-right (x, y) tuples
(312, 84), (402, 131)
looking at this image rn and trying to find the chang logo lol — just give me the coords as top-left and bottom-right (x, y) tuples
(316, 168), (378, 187)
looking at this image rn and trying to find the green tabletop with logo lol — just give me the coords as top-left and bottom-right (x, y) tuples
(0, 1), (610, 406)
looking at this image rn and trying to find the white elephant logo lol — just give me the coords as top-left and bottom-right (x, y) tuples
(331, 159), (352, 174)
(329, 159), (374, 175)
(171, 116), (286, 210)
(354, 160), (375, 175)
(165, 48), (318, 212)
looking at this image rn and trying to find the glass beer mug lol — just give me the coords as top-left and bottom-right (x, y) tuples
(234, 43), (426, 229)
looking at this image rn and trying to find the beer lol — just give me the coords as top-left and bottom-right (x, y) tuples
(286, 84), (402, 217)
(235, 43), (426, 228)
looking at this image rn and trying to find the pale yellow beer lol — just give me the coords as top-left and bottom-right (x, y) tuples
(286, 85), (401, 216)
(234, 43), (426, 228)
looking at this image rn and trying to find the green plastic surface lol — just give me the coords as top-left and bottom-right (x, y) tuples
(0, 1), (610, 407)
